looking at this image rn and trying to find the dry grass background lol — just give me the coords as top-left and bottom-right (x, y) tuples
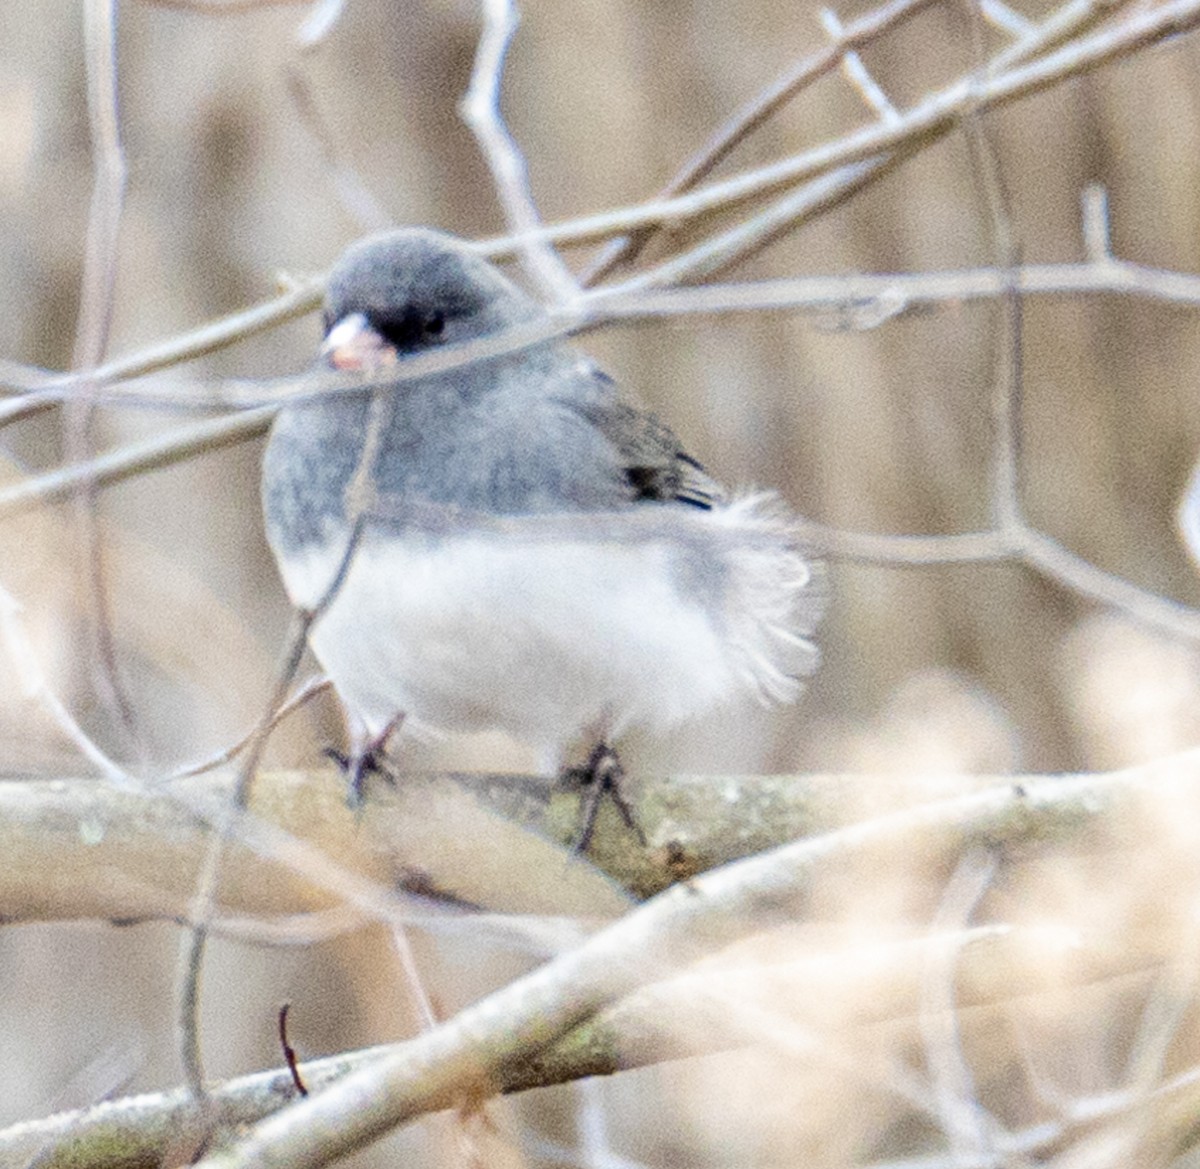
(4, 0), (1200, 1166)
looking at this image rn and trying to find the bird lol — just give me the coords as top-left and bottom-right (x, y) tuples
(261, 228), (826, 841)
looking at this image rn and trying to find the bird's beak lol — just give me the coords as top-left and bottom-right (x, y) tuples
(320, 312), (396, 371)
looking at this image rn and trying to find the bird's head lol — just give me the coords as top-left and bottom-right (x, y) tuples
(318, 228), (539, 372)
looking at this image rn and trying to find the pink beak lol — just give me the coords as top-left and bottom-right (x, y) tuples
(320, 313), (396, 371)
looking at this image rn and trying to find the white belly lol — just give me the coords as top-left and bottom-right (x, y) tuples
(276, 496), (823, 751)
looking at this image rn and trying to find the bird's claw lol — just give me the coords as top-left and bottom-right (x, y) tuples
(322, 744), (391, 808)
(560, 743), (647, 854)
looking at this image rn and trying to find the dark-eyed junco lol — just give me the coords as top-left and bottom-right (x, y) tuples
(262, 228), (825, 827)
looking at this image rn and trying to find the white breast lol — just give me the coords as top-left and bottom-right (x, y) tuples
(276, 495), (823, 754)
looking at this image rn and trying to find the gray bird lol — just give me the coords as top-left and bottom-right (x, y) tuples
(262, 228), (825, 828)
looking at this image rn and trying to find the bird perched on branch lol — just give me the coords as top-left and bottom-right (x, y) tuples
(262, 228), (825, 844)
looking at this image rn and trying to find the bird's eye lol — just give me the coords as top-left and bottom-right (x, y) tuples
(426, 313), (445, 337)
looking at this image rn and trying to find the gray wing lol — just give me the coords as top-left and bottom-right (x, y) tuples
(569, 367), (726, 509)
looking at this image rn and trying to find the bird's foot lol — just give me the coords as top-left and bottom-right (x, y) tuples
(323, 745), (387, 808)
(560, 743), (647, 854)
(324, 714), (404, 808)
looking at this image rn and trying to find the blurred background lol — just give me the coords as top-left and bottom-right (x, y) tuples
(3, 0), (1200, 1165)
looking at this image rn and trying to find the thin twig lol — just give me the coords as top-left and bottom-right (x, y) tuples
(584, 0), (1155, 291)
(591, 253), (1200, 323)
(0, 581), (134, 787)
(0, 0), (1172, 432)
(137, 0), (311, 10)
(73, 0), (142, 759)
(178, 607), (316, 1099)
(1016, 527), (1200, 640)
(954, 0), (1025, 541)
(390, 927), (440, 1033)
(604, 155), (898, 289)
(990, 0), (1137, 72)
(1119, 921), (1200, 1121)
(0, 277), (324, 426)
(72, 0), (126, 380)
(1081, 182), (1113, 261)
(979, 0), (1036, 39)
(821, 8), (901, 124)
(920, 848), (1000, 1159)
(581, 0), (940, 284)
(792, 521), (1011, 565)
(461, 0), (580, 304)
(279, 1005), (309, 1097)
(172, 674), (332, 779)
(11, 241), (1200, 423)
(177, 264), (411, 1095)
(489, 0), (1200, 260)
(177, 521), (382, 1100)
(0, 306), (581, 413)
(0, 406), (276, 520)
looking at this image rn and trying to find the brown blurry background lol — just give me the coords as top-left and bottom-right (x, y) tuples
(3, 1), (1200, 1166)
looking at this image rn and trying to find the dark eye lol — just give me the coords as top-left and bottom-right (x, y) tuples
(369, 309), (445, 350)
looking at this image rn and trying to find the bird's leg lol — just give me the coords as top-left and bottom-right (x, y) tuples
(561, 742), (647, 854)
(324, 711), (405, 808)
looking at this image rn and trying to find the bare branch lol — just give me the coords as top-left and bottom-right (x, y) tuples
(920, 849), (1000, 1157)
(1015, 527), (1200, 640)
(177, 608), (317, 1099)
(979, 0), (1036, 39)
(956, 0), (1025, 538)
(582, 0), (939, 283)
(821, 8), (901, 124)
(0, 407), (276, 519)
(6, 920), (1173, 1169)
(0, 278), (324, 426)
(73, 0), (125, 378)
(1082, 182), (1113, 261)
(502, 0), (1200, 255)
(0, 582), (133, 787)
(605, 156), (897, 289)
(188, 749), (1200, 1169)
(173, 674), (332, 778)
(137, 0), (311, 10)
(990, 0), (1138, 71)
(7, 239), (1200, 430)
(461, 0), (580, 303)
(73, 0), (141, 760)
(0, 769), (631, 926)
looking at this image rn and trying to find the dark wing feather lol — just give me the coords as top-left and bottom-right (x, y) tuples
(582, 399), (726, 510)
